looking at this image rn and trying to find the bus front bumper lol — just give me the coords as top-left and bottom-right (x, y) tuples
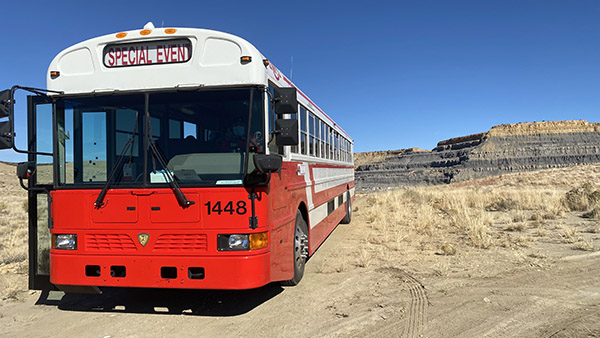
(50, 252), (271, 290)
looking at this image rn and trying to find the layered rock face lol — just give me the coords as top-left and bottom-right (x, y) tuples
(356, 120), (600, 190)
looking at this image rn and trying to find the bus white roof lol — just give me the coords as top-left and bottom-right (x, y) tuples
(47, 27), (267, 94)
(47, 25), (352, 141)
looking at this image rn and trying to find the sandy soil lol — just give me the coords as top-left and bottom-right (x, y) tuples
(1, 165), (600, 337)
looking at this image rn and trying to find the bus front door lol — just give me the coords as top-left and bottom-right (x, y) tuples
(26, 95), (54, 290)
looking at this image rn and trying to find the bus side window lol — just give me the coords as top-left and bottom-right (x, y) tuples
(299, 106), (307, 155)
(309, 113), (315, 156)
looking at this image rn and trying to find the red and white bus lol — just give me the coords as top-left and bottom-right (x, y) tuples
(0, 23), (354, 292)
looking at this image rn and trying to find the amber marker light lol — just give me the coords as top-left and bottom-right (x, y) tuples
(140, 29), (152, 36)
(116, 32), (127, 38)
(50, 71), (60, 79)
(164, 28), (177, 34)
(249, 232), (268, 250)
(263, 59), (270, 67)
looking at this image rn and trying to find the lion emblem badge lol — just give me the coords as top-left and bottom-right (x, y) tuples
(138, 233), (150, 247)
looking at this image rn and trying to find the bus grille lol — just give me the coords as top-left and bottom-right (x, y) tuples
(86, 234), (137, 251)
(153, 234), (208, 252)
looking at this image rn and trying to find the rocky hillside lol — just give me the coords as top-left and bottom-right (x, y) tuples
(355, 120), (600, 190)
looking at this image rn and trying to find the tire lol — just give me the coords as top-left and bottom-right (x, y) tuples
(340, 190), (352, 224)
(281, 210), (308, 286)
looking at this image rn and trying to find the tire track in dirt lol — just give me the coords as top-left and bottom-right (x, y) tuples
(401, 271), (429, 338)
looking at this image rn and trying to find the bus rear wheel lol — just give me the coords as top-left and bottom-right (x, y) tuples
(341, 190), (352, 224)
(282, 210), (308, 286)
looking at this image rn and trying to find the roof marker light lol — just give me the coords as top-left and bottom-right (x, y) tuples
(263, 59), (270, 67)
(116, 32), (127, 38)
(50, 71), (60, 79)
(165, 28), (177, 34)
(140, 29), (152, 36)
(241, 56), (252, 64)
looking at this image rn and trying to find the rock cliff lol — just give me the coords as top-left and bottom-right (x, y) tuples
(355, 120), (600, 190)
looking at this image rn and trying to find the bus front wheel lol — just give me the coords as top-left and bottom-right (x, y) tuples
(282, 210), (308, 286)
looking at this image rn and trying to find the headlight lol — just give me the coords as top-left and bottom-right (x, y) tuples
(218, 232), (268, 251)
(53, 234), (77, 250)
(229, 234), (250, 250)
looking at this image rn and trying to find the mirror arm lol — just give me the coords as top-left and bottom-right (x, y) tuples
(18, 177), (27, 190)
(18, 177), (48, 192)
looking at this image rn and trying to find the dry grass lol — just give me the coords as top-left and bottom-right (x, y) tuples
(573, 237), (596, 251)
(0, 163), (28, 266)
(353, 164), (600, 265)
(0, 162), (29, 301)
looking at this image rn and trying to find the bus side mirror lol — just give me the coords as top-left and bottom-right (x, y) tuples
(17, 161), (35, 180)
(0, 89), (14, 150)
(275, 119), (298, 146)
(274, 87), (298, 115)
(253, 154), (283, 174)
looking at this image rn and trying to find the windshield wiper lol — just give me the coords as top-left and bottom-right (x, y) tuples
(94, 111), (139, 208)
(145, 95), (194, 208)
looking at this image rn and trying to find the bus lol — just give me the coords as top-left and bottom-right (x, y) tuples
(0, 23), (355, 292)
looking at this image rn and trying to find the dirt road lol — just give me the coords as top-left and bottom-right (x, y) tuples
(1, 198), (599, 338)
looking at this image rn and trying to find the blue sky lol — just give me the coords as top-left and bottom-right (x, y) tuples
(1, 0), (599, 162)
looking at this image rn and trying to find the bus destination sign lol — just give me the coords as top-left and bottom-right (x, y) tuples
(103, 39), (192, 68)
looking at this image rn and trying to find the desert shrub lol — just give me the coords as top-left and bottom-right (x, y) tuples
(366, 196), (377, 207)
(467, 223), (492, 249)
(403, 189), (425, 204)
(564, 185), (594, 211)
(589, 190), (600, 204)
(0, 202), (7, 214)
(561, 226), (578, 243)
(573, 237), (595, 251)
(438, 243), (456, 256)
(529, 213), (543, 221)
(513, 210), (526, 222)
(504, 223), (525, 232)
(486, 197), (518, 211)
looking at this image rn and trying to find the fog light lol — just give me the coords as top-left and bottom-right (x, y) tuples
(54, 234), (77, 250)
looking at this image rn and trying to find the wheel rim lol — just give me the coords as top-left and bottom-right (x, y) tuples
(294, 222), (307, 268)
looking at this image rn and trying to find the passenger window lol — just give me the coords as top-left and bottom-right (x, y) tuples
(309, 113), (315, 156)
(300, 106), (307, 155)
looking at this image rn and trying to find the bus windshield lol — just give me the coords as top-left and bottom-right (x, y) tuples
(56, 88), (264, 187)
